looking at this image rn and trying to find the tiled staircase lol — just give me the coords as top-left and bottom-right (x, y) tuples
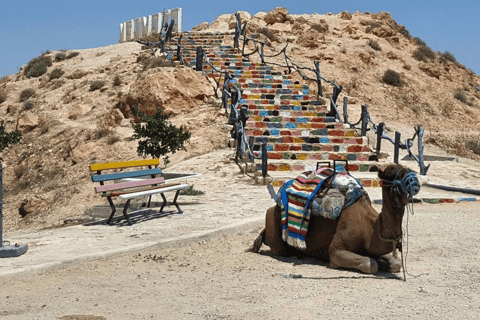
(166, 32), (384, 187)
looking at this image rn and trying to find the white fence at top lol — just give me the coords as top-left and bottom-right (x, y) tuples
(119, 8), (182, 43)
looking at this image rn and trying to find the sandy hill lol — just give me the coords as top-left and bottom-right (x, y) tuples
(0, 8), (479, 234)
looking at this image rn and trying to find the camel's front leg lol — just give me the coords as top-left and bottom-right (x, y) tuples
(376, 253), (402, 273)
(329, 250), (378, 274)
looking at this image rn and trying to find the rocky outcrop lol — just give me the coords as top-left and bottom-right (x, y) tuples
(264, 7), (292, 25)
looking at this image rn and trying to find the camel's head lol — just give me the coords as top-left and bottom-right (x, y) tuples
(379, 164), (420, 205)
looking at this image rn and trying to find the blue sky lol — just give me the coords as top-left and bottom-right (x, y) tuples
(0, 0), (478, 77)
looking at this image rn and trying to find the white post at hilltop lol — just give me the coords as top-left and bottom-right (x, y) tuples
(134, 18), (141, 39)
(152, 13), (162, 34)
(146, 15), (153, 37)
(128, 19), (135, 41)
(119, 22), (126, 43)
(163, 10), (171, 30)
(171, 8), (182, 32)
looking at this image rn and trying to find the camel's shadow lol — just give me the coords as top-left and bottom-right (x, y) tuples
(257, 249), (403, 281)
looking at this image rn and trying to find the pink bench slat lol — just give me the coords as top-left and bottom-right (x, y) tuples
(95, 177), (165, 193)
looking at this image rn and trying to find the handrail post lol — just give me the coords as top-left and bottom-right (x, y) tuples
(376, 122), (385, 154)
(343, 96), (349, 124)
(360, 105), (369, 137)
(394, 131), (401, 164)
(314, 60), (323, 98)
(195, 47), (203, 72)
(261, 143), (268, 178)
(416, 126), (430, 175)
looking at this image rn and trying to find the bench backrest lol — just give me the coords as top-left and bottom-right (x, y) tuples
(90, 159), (163, 190)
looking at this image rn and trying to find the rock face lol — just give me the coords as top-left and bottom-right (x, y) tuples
(264, 7), (291, 25)
(119, 66), (215, 117)
(192, 22), (209, 31)
(228, 11), (251, 29)
(340, 11), (353, 20)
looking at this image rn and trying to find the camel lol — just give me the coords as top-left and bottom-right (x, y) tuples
(247, 164), (420, 274)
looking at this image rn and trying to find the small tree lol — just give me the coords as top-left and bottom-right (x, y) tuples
(0, 121), (22, 160)
(132, 106), (191, 165)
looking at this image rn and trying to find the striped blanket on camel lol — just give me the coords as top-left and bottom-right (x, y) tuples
(280, 167), (333, 249)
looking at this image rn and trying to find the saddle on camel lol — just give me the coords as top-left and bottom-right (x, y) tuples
(247, 161), (420, 274)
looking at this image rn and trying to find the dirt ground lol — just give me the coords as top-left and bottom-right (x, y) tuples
(1, 202), (479, 320)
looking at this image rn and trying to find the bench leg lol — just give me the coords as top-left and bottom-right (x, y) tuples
(172, 190), (183, 214)
(106, 197), (116, 225)
(123, 199), (133, 226)
(159, 193), (167, 213)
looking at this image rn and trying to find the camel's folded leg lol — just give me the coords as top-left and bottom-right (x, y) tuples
(376, 253), (402, 273)
(329, 250), (379, 274)
(245, 228), (265, 253)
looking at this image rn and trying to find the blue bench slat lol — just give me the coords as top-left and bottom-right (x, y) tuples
(91, 168), (163, 182)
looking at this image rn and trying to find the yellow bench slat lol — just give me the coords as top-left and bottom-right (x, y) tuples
(90, 159), (160, 171)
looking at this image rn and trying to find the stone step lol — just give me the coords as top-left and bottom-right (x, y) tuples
(258, 144), (372, 154)
(257, 150), (376, 162)
(260, 160), (384, 173)
(245, 106), (329, 116)
(268, 171), (383, 188)
(251, 136), (367, 146)
(241, 88), (310, 95)
(246, 121), (346, 131)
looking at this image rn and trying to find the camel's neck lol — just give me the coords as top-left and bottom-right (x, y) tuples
(370, 187), (405, 254)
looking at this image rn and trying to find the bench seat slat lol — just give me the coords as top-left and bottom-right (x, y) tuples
(95, 177), (165, 193)
(119, 184), (190, 200)
(90, 159), (160, 171)
(101, 183), (182, 197)
(91, 168), (162, 183)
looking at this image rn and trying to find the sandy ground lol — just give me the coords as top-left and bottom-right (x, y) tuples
(1, 200), (480, 319)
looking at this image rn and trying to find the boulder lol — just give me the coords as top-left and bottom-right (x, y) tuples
(210, 14), (230, 30)
(310, 19), (329, 33)
(18, 196), (46, 217)
(372, 26), (396, 38)
(264, 7), (291, 25)
(16, 111), (39, 130)
(296, 29), (323, 48)
(340, 11), (353, 20)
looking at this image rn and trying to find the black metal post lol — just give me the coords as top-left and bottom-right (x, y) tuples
(240, 106), (248, 129)
(343, 96), (348, 124)
(376, 122), (385, 154)
(314, 61), (323, 98)
(394, 131), (401, 164)
(261, 143), (268, 178)
(195, 47), (203, 72)
(260, 42), (265, 64)
(361, 105), (369, 137)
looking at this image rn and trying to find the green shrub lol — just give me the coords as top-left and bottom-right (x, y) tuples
(382, 69), (404, 87)
(413, 37), (426, 47)
(179, 185), (205, 196)
(107, 134), (121, 145)
(24, 55), (52, 78)
(0, 121), (22, 154)
(23, 101), (34, 111)
(66, 51), (80, 59)
(398, 26), (411, 39)
(89, 80), (105, 91)
(49, 68), (65, 80)
(132, 105), (191, 165)
(0, 90), (7, 104)
(19, 88), (35, 102)
(466, 140), (480, 155)
(454, 89), (467, 103)
(113, 75), (122, 86)
(440, 51), (457, 63)
(367, 39), (381, 51)
(412, 45), (436, 62)
(55, 52), (67, 62)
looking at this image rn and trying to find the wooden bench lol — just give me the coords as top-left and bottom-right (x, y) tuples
(90, 159), (190, 225)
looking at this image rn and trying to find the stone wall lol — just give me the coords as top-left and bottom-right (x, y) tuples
(119, 8), (182, 43)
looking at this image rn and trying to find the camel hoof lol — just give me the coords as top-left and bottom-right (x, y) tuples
(360, 257), (378, 274)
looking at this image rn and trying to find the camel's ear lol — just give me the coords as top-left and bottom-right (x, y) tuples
(378, 166), (387, 179)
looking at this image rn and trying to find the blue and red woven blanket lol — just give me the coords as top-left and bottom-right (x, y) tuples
(280, 167), (333, 249)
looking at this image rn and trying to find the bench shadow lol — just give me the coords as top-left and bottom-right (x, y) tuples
(257, 250), (403, 281)
(84, 201), (204, 227)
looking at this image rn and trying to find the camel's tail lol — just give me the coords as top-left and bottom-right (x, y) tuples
(245, 228), (265, 253)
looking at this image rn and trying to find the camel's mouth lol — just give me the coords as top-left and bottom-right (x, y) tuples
(382, 171), (420, 197)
